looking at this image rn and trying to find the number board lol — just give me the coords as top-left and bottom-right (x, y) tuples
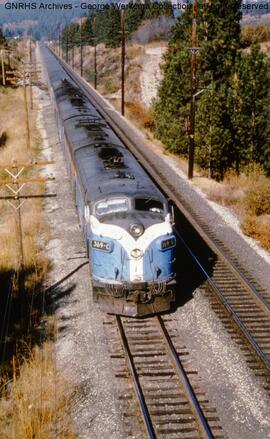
(161, 238), (176, 250)
(91, 240), (111, 252)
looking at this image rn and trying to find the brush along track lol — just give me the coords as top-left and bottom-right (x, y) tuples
(49, 50), (270, 373)
(107, 315), (223, 439)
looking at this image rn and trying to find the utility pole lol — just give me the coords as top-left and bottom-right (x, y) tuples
(93, 16), (97, 89)
(121, 9), (125, 116)
(6, 65), (41, 149)
(58, 33), (61, 57)
(1, 49), (6, 86)
(61, 35), (63, 59)
(72, 43), (74, 69)
(23, 67), (31, 150)
(66, 35), (69, 64)
(0, 160), (55, 301)
(29, 40), (33, 109)
(188, 0), (198, 180)
(80, 19), (83, 77)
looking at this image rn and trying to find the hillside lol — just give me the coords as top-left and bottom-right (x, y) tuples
(62, 35), (270, 251)
(1, 1), (270, 38)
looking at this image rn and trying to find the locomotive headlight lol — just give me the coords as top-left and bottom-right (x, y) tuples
(131, 248), (143, 259)
(129, 223), (144, 238)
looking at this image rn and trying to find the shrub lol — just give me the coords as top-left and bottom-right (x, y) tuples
(127, 102), (155, 130)
(241, 24), (270, 46)
(244, 177), (270, 216)
(241, 214), (270, 251)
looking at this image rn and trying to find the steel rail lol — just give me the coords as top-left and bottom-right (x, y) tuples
(115, 315), (156, 439)
(156, 315), (214, 439)
(117, 315), (215, 439)
(175, 230), (270, 371)
(52, 49), (270, 318)
(47, 47), (270, 370)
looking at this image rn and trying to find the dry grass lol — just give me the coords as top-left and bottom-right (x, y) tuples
(0, 51), (76, 438)
(70, 43), (144, 102)
(244, 176), (270, 216)
(0, 202), (50, 274)
(0, 343), (76, 439)
(126, 102), (154, 131)
(194, 171), (270, 251)
(242, 214), (270, 251)
(0, 88), (36, 164)
(194, 172), (248, 217)
(240, 176), (270, 250)
(0, 86), (49, 279)
(241, 23), (270, 45)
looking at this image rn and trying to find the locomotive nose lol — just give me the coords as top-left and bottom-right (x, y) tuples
(129, 223), (144, 238)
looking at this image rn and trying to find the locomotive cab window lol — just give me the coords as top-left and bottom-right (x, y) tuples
(95, 198), (129, 216)
(134, 198), (164, 213)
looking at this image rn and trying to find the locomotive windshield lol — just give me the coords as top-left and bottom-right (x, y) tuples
(134, 198), (164, 213)
(95, 198), (129, 215)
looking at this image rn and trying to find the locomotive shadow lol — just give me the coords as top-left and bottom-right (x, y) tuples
(172, 212), (218, 311)
(173, 243), (217, 309)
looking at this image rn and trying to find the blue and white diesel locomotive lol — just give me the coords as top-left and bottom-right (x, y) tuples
(42, 44), (176, 316)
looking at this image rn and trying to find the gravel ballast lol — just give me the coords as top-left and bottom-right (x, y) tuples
(35, 45), (126, 439)
(36, 45), (270, 439)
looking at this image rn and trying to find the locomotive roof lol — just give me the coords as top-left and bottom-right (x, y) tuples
(42, 45), (167, 206)
(75, 145), (165, 204)
(63, 114), (122, 151)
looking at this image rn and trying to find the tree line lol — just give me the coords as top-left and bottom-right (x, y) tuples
(61, 1), (173, 49)
(0, 27), (6, 46)
(60, 1), (270, 179)
(153, 1), (270, 179)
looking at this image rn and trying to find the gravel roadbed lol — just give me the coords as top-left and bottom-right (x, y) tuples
(119, 115), (270, 293)
(36, 48), (270, 439)
(81, 78), (270, 293)
(35, 47), (126, 439)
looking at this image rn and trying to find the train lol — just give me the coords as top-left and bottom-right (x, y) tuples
(41, 44), (177, 317)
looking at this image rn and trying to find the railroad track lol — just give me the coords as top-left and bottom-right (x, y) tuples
(175, 227), (270, 374)
(107, 315), (223, 439)
(49, 49), (270, 373)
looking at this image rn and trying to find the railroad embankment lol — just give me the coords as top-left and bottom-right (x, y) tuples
(65, 37), (270, 254)
(0, 48), (75, 438)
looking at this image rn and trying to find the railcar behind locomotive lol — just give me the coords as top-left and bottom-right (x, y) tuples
(42, 44), (177, 317)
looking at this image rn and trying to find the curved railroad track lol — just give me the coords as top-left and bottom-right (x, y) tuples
(48, 48), (270, 374)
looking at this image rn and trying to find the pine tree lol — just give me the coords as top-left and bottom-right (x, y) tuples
(199, 0), (242, 83)
(196, 85), (235, 179)
(125, 2), (145, 36)
(229, 45), (270, 174)
(0, 28), (5, 46)
(82, 15), (94, 44)
(97, 8), (121, 48)
(143, 0), (173, 20)
(63, 23), (80, 48)
(154, 1), (245, 178)
(153, 7), (192, 154)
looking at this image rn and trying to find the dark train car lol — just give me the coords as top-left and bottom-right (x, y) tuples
(41, 44), (176, 316)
